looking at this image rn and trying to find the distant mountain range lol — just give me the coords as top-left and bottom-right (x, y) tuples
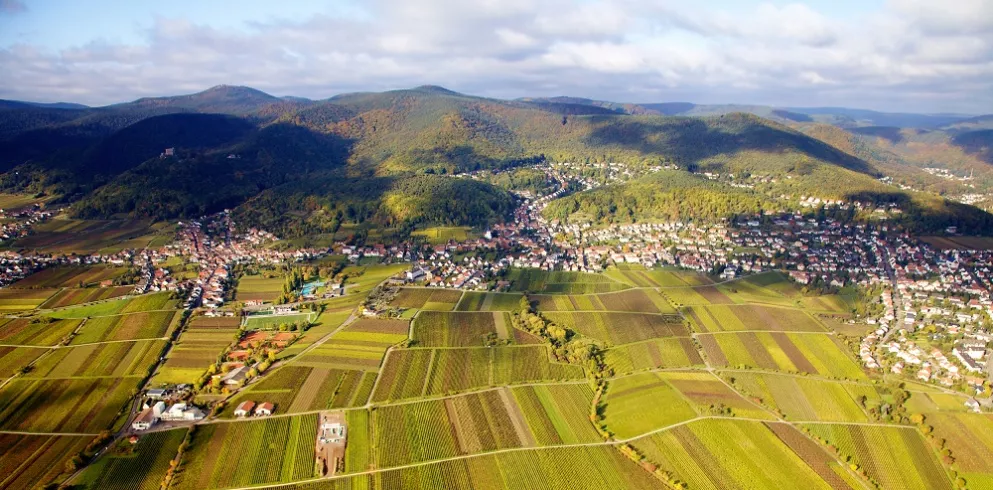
(0, 84), (990, 237)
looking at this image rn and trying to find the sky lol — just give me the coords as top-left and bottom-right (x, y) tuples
(1, 0), (991, 113)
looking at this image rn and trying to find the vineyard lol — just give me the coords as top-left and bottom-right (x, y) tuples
(541, 311), (687, 345)
(77, 429), (186, 490)
(374, 346), (585, 402)
(632, 419), (834, 489)
(29, 339), (166, 378)
(223, 366), (371, 416)
(503, 268), (629, 294)
(803, 424), (953, 489)
(602, 373), (697, 438)
(0, 288), (59, 312)
(42, 287), (134, 309)
(0, 346), (48, 377)
(390, 288), (463, 311)
(48, 292), (177, 319)
(658, 371), (776, 419)
(455, 292), (524, 312)
(0, 377), (137, 432)
(698, 332), (866, 379)
(9, 265), (127, 289)
(512, 384), (601, 444)
(0, 317), (82, 346)
(236, 274), (285, 302)
(173, 414), (319, 489)
(603, 338), (703, 374)
(726, 372), (871, 422)
(412, 311), (507, 347)
(533, 289), (674, 313)
(296, 318), (407, 371)
(684, 304), (826, 333)
(71, 310), (178, 344)
(0, 434), (90, 489)
(927, 413), (993, 487)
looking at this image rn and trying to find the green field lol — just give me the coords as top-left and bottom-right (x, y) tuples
(533, 289), (675, 313)
(512, 384), (601, 444)
(295, 318), (407, 371)
(237, 274), (285, 302)
(0, 346), (50, 377)
(633, 419), (850, 489)
(657, 371), (775, 419)
(927, 413), (993, 488)
(455, 291), (524, 312)
(41, 287), (134, 309)
(411, 226), (473, 244)
(47, 292), (177, 319)
(603, 373), (697, 439)
(243, 312), (315, 330)
(804, 423), (952, 489)
(698, 332), (865, 379)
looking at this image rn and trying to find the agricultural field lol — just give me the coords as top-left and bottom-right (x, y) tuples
(295, 318), (407, 371)
(372, 390), (531, 467)
(0, 346), (49, 377)
(171, 414), (319, 489)
(503, 268), (629, 294)
(926, 413), (993, 488)
(0, 377), (137, 432)
(390, 288), (463, 311)
(410, 226), (472, 244)
(76, 428), (186, 490)
(543, 311), (688, 345)
(725, 372), (871, 422)
(804, 424), (952, 489)
(0, 192), (49, 211)
(602, 372), (697, 439)
(684, 304), (827, 333)
(905, 391), (973, 413)
(237, 274), (285, 302)
(632, 419), (849, 489)
(277, 307), (356, 360)
(0, 433), (91, 489)
(413, 311), (523, 347)
(287, 445), (666, 489)
(10, 265), (127, 289)
(243, 312), (316, 330)
(455, 291), (524, 312)
(0, 288), (59, 312)
(660, 285), (735, 306)
(47, 292), (177, 319)
(0, 317), (81, 346)
(657, 371), (775, 419)
(71, 310), (178, 344)
(602, 338), (704, 374)
(40, 286), (133, 309)
(605, 266), (700, 288)
(222, 366), (373, 416)
(2, 219), (168, 255)
(373, 346), (585, 402)
(29, 339), (166, 378)
(151, 320), (240, 385)
(920, 236), (993, 251)
(698, 332), (865, 379)
(511, 384), (601, 444)
(533, 289), (675, 314)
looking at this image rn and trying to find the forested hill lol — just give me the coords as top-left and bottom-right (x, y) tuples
(0, 84), (990, 236)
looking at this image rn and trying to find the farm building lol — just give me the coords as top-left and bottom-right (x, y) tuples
(234, 401), (255, 417)
(255, 402), (274, 416)
(160, 403), (205, 421)
(220, 365), (248, 386)
(132, 408), (159, 431)
(146, 388), (168, 400)
(319, 421), (346, 444)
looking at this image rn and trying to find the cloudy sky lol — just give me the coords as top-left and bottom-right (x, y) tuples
(1, 0), (991, 113)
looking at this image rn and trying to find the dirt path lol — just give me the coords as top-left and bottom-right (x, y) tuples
(480, 293), (495, 311)
(498, 387), (535, 447)
(492, 312), (509, 340)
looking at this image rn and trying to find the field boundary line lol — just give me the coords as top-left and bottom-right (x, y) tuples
(0, 430), (101, 436)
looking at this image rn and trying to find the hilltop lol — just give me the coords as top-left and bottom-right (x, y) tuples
(0, 85), (990, 235)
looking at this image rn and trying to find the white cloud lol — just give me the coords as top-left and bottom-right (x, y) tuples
(0, 0), (990, 113)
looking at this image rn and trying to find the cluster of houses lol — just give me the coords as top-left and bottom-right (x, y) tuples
(132, 401), (205, 431)
(0, 204), (54, 245)
(233, 400), (274, 417)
